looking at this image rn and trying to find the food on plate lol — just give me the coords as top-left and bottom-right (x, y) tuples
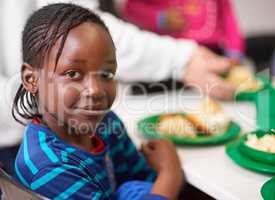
(226, 66), (262, 92)
(245, 134), (275, 153)
(185, 98), (230, 135)
(157, 114), (196, 137)
(156, 99), (230, 137)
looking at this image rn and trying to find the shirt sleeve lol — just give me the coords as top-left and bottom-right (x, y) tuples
(116, 181), (168, 200)
(141, 194), (168, 200)
(29, 164), (106, 200)
(0, 74), (24, 146)
(100, 11), (197, 82)
(105, 112), (156, 186)
(119, 132), (157, 182)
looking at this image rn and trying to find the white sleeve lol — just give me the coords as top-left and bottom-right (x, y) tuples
(100, 12), (198, 82)
(0, 75), (24, 147)
(36, 0), (198, 82)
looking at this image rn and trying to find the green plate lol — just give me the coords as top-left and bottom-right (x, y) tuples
(137, 113), (241, 145)
(226, 141), (275, 174)
(239, 131), (275, 165)
(261, 177), (275, 200)
(235, 75), (269, 101)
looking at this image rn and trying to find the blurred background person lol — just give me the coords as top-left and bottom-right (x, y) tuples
(112, 0), (275, 70)
(121, 0), (245, 62)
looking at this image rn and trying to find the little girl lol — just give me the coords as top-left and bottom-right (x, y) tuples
(122, 0), (245, 61)
(13, 3), (183, 200)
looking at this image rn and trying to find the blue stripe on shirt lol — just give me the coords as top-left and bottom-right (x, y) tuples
(65, 147), (76, 153)
(94, 170), (107, 181)
(15, 161), (29, 187)
(91, 192), (103, 200)
(54, 178), (88, 200)
(124, 144), (136, 157)
(145, 172), (156, 182)
(38, 131), (59, 163)
(23, 127), (38, 175)
(132, 158), (146, 174)
(115, 163), (128, 173)
(31, 164), (79, 190)
(109, 143), (123, 156)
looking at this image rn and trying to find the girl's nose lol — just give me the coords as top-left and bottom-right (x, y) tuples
(83, 76), (105, 99)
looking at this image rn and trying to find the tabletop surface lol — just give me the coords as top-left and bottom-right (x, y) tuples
(113, 85), (272, 200)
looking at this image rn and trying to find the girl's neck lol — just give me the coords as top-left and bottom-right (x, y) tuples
(41, 112), (93, 152)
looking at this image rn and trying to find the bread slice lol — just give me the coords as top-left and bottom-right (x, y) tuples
(226, 66), (262, 92)
(185, 99), (230, 135)
(157, 114), (196, 137)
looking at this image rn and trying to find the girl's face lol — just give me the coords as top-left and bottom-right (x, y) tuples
(38, 22), (117, 134)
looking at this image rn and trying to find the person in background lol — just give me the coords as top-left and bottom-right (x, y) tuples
(121, 0), (245, 62)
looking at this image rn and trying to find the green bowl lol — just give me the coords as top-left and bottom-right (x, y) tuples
(261, 177), (275, 200)
(239, 130), (275, 165)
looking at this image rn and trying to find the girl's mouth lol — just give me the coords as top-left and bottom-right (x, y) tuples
(72, 106), (109, 116)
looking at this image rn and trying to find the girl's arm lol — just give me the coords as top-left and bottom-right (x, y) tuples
(122, 0), (165, 32)
(142, 139), (184, 200)
(24, 165), (106, 199)
(221, 0), (245, 60)
(102, 112), (157, 184)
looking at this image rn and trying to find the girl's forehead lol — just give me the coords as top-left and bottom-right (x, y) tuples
(44, 22), (116, 71)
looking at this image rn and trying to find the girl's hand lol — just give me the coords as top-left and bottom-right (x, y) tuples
(142, 139), (184, 199)
(142, 138), (182, 176)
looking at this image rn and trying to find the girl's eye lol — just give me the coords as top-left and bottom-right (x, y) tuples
(65, 70), (81, 79)
(101, 71), (115, 80)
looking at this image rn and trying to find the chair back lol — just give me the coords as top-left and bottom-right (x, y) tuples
(0, 167), (46, 200)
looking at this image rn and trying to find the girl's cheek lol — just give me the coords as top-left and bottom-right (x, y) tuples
(38, 79), (56, 113)
(107, 81), (117, 105)
(62, 86), (81, 111)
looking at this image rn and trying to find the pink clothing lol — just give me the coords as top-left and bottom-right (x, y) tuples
(122, 0), (245, 55)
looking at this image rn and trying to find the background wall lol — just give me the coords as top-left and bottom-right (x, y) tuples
(233, 0), (275, 36)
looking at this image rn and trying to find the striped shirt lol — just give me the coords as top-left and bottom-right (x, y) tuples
(14, 111), (163, 200)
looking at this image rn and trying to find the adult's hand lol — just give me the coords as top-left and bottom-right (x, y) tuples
(182, 47), (236, 100)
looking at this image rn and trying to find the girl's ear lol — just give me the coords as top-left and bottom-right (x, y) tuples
(21, 63), (39, 94)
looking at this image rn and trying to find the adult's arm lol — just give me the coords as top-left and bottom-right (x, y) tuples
(0, 75), (24, 147)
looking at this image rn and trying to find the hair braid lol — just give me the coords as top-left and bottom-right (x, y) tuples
(12, 3), (110, 125)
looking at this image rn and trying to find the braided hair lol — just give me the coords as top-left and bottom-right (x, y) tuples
(12, 3), (110, 125)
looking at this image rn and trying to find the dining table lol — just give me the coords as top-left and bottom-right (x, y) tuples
(113, 83), (273, 200)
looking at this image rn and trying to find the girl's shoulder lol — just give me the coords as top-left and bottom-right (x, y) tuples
(102, 110), (122, 122)
(97, 111), (127, 141)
